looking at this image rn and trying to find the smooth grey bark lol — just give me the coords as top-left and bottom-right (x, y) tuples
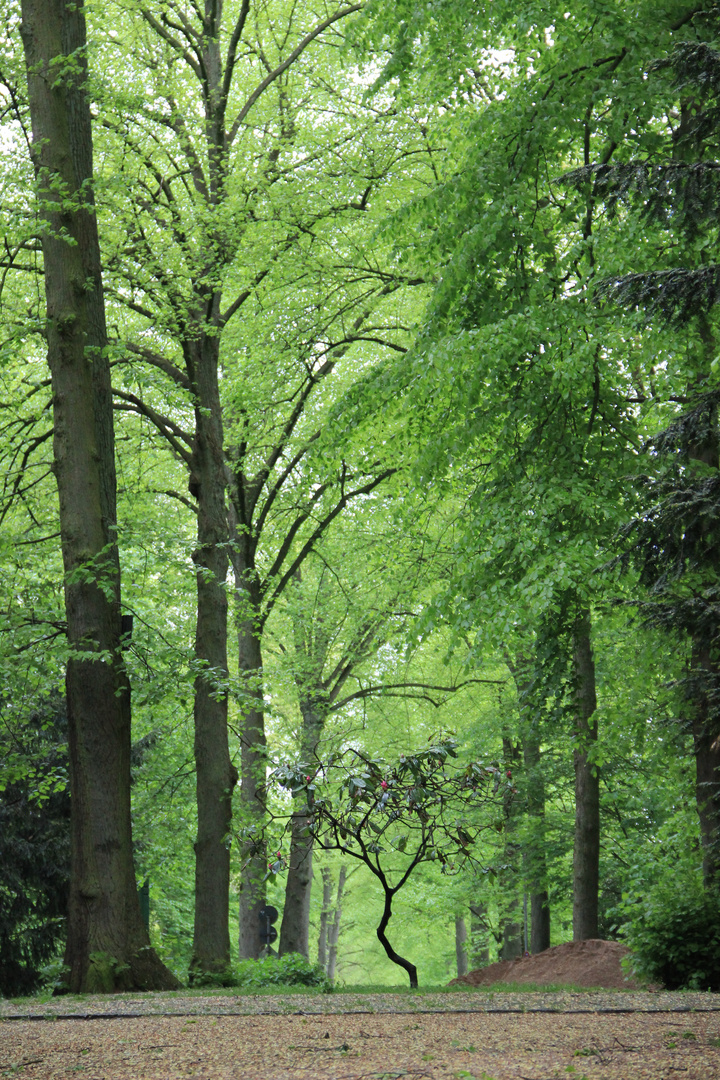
(455, 917), (469, 977)
(279, 588), (330, 957)
(523, 731), (551, 953)
(102, 1), (412, 973)
(469, 903), (491, 966)
(507, 650), (551, 954)
(327, 864), (346, 983)
(20, 0), (178, 992)
(499, 732), (523, 961)
(499, 910), (523, 961)
(278, 693), (325, 958)
(235, 576), (267, 961)
(572, 608), (600, 941)
(317, 866), (333, 970)
(189, 336), (237, 980)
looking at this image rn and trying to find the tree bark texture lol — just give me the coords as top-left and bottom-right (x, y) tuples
(327, 865), (346, 984)
(523, 730), (551, 953)
(509, 650), (551, 955)
(499, 732), (522, 961)
(317, 866), (333, 970)
(20, 0), (178, 993)
(455, 916), (469, 977)
(469, 903), (491, 966)
(279, 691), (327, 957)
(377, 883), (417, 988)
(572, 608), (600, 941)
(188, 334), (237, 981)
(236, 589), (267, 959)
(499, 908), (523, 961)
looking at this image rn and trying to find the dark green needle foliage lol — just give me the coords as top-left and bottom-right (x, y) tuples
(0, 695), (70, 997)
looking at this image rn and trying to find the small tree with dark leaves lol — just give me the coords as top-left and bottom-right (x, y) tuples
(270, 737), (511, 987)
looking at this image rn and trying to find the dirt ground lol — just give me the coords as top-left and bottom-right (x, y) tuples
(2, 944), (719, 1080)
(2, 1006), (720, 1079)
(451, 937), (645, 990)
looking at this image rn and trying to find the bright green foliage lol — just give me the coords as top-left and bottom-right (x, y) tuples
(620, 878), (720, 990)
(233, 953), (332, 992)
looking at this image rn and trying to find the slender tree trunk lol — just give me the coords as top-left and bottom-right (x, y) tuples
(572, 608), (600, 941)
(499, 907), (523, 960)
(279, 698), (325, 957)
(455, 916), (469, 977)
(469, 903), (490, 966)
(509, 650), (551, 954)
(317, 866), (333, 970)
(20, 0), (178, 993)
(188, 335), (237, 981)
(327, 865), (346, 983)
(499, 733), (522, 960)
(236, 588), (267, 959)
(279, 810), (314, 958)
(523, 731), (551, 953)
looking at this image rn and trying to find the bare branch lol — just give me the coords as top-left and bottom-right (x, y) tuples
(228, 4), (363, 144)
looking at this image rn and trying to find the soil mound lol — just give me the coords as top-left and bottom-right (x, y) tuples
(450, 938), (644, 991)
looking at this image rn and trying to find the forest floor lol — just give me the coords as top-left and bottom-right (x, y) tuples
(2, 945), (718, 1079)
(3, 986), (720, 1079)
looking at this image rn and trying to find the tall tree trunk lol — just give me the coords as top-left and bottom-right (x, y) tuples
(188, 335), (236, 981)
(318, 866), (333, 971)
(523, 731), (551, 953)
(469, 903), (490, 966)
(279, 698), (326, 957)
(236, 586), (267, 959)
(327, 865), (346, 983)
(279, 806), (314, 958)
(499, 907), (523, 960)
(20, 0), (178, 993)
(572, 608), (600, 941)
(508, 650), (551, 954)
(455, 916), (469, 977)
(499, 732), (522, 960)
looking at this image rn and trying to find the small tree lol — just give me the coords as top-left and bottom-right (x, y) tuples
(271, 737), (511, 987)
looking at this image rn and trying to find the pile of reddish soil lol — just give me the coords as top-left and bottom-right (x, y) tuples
(450, 938), (645, 991)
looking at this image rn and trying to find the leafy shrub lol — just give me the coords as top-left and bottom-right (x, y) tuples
(621, 884), (720, 991)
(233, 953), (332, 992)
